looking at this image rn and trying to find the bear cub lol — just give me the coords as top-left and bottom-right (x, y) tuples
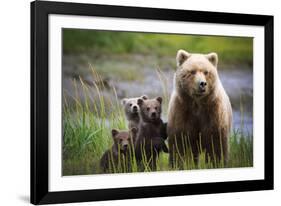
(122, 95), (148, 142)
(100, 128), (137, 173)
(135, 97), (168, 170)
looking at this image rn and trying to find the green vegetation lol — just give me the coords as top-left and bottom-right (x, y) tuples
(63, 29), (253, 65)
(62, 66), (253, 175)
(92, 58), (143, 81)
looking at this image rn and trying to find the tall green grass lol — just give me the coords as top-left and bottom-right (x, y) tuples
(63, 66), (253, 175)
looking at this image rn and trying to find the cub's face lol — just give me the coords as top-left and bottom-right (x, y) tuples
(112, 128), (137, 153)
(175, 49), (218, 99)
(137, 97), (162, 122)
(122, 95), (148, 119)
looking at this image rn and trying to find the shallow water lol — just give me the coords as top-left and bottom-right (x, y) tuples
(63, 55), (253, 136)
(113, 67), (253, 135)
(219, 69), (253, 135)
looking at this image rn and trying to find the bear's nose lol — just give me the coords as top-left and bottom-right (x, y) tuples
(133, 105), (138, 111)
(199, 81), (207, 89)
(151, 112), (156, 117)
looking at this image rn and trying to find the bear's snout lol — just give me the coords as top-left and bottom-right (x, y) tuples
(199, 80), (207, 92)
(131, 104), (139, 113)
(123, 144), (128, 150)
(133, 105), (138, 111)
(121, 140), (129, 151)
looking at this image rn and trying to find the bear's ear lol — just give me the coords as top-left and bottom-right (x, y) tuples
(141, 95), (148, 100)
(111, 129), (119, 138)
(137, 98), (144, 106)
(121, 98), (127, 105)
(176, 49), (191, 67)
(131, 127), (138, 134)
(156, 96), (162, 104)
(206, 52), (218, 67)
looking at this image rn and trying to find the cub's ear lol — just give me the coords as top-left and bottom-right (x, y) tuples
(141, 95), (148, 100)
(137, 98), (144, 106)
(131, 127), (138, 134)
(156, 96), (162, 104)
(206, 52), (218, 67)
(121, 98), (127, 105)
(111, 129), (119, 137)
(176, 49), (191, 67)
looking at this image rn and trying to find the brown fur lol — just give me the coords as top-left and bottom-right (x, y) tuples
(100, 128), (137, 173)
(135, 97), (169, 171)
(167, 50), (232, 167)
(121, 95), (148, 143)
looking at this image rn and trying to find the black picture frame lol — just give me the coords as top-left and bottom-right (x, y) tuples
(31, 0), (274, 204)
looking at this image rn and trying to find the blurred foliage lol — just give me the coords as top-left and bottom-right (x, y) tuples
(63, 29), (253, 65)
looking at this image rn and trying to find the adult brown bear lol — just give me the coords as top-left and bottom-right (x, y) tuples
(167, 49), (232, 167)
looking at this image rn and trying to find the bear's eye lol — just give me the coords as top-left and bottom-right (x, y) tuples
(146, 107), (150, 111)
(204, 71), (208, 75)
(191, 70), (196, 75)
(155, 107), (157, 110)
(182, 74), (186, 78)
(129, 103), (132, 106)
